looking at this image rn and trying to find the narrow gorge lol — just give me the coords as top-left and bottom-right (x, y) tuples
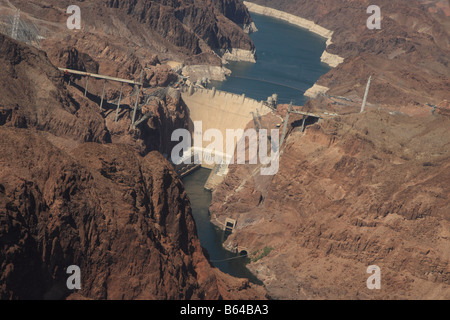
(0, 0), (449, 302)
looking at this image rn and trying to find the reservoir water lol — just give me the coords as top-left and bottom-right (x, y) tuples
(210, 13), (331, 105)
(183, 12), (331, 283)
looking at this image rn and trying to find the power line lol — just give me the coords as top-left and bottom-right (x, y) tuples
(231, 75), (303, 91)
(210, 254), (248, 263)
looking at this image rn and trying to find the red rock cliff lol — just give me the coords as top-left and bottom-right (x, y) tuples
(0, 34), (266, 300)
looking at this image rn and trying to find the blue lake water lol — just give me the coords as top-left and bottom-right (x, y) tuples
(210, 13), (330, 105)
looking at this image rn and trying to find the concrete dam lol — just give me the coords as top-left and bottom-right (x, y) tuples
(181, 85), (272, 140)
(178, 85), (274, 189)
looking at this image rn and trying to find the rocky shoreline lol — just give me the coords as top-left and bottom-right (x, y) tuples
(220, 48), (257, 63)
(244, 1), (345, 69)
(304, 84), (330, 99)
(243, 1), (345, 99)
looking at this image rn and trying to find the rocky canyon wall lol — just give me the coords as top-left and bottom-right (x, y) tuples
(0, 31), (266, 300)
(210, 0), (450, 300)
(246, 0), (450, 107)
(210, 107), (450, 300)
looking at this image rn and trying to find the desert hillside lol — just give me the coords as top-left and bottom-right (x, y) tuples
(210, 0), (450, 300)
(248, 0), (449, 107)
(0, 0), (448, 301)
(0, 2), (266, 300)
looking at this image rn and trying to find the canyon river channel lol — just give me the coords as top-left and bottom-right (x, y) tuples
(182, 168), (261, 284)
(183, 12), (331, 283)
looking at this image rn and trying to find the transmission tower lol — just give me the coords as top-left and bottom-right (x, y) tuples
(11, 9), (20, 40)
(360, 75), (372, 113)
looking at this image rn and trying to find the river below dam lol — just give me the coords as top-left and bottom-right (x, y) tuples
(183, 12), (331, 283)
(182, 168), (261, 284)
(210, 12), (331, 105)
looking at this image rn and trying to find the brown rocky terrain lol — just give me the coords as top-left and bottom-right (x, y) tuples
(0, 0), (258, 113)
(1, 0), (255, 68)
(0, 33), (110, 143)
(249, 0), (450, 107)
(211, 106), (450, 299)
(1, 0), (449, 301)
(0, 32), (185, 156)
(209, 1), (450, 299)
(0, 127), (264, 299)
(0, 24), (266, 299)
